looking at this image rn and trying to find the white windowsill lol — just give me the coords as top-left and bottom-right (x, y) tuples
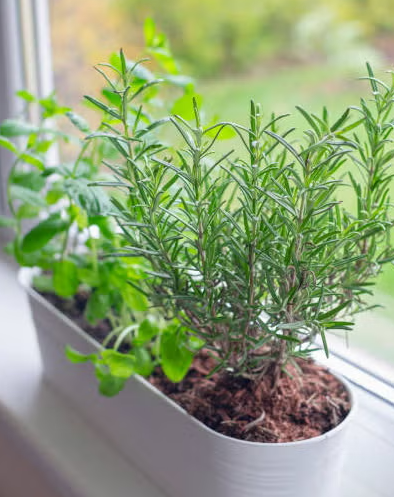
(0, 252), (393, 497)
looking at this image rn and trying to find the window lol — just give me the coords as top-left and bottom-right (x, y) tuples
(0, 4), (393, 496)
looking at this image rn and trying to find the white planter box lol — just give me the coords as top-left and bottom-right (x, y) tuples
(20, 268), (355, 497)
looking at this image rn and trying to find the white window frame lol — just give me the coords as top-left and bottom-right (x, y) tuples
(0, 0), (53, 215)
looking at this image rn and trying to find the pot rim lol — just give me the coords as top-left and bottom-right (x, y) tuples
(19, 266), (357, 448)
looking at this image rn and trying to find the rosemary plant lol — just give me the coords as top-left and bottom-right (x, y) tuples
(90, 61), (394, 390)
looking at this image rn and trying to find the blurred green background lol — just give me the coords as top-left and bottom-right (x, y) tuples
(49, 0), (394, 367)
(50, 0), (393, 106)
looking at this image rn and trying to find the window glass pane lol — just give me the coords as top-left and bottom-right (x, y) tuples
(49, 0), (394, 375)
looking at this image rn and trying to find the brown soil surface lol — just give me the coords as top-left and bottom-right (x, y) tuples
(40, 291), (351, 443)
(150, 352), (351, 443)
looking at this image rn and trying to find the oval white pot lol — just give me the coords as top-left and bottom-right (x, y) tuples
(19, 268), (355, 497)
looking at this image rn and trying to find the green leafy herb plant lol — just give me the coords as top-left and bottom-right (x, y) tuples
(0, 88), (158, 388)
(0, 22), (201, 394)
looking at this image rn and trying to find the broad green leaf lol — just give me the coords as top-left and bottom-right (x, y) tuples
(102, 344), (153, 377)
(0, 119), (38, 137)
(101, 88), (122, 107)
(16, 90), (36, 102)
(85, 290), (111, 324)
(131, 62), (155, 83)
(0, 135), (17, 154)
(160, 327), (193, 382)
(21, 214), (68, 253)
(68, 203), (88, 229)
(39, 94), (71, 118)
(3, 241), (15, 257)
(88, 216), (114, 240)
(77, 266), (100, 288)
(12, 238), (42, 267)
(65, 345), (97, 364)
(172, 93), (203, 121)
(144, 17), (156, 46)
(205, 123), (236, 140)
(53, 259), (79, 298)
(132, 347), (154, 376)
(53, 159), (95, 179)
(134, 318), (159, 345)
(32, 274), (55, 293)
(149, 47), (178, 75)
(11, 170), (45, 191)
(46, 188), (64, 205)
(35, 140), (54, 153)
(0, 215), (16, 228)
(122, 285), (148, 312)
(19, 152), (45, 170)
(94, 364), (126, 397)
(64, 178), (111, 216)
(17, 204), (40, 219)
(101, 350), (136, 378)
(188, 335), (205, 351)
(97, 259), (120, 289)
